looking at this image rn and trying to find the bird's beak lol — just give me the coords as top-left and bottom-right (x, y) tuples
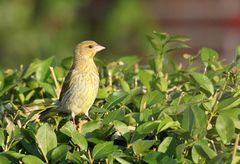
(94, 45), (105, 52)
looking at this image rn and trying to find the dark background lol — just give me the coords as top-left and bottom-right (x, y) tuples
(0, 0), (240, 68)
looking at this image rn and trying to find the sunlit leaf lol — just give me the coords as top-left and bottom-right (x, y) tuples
(22, 155), (44, 164)
(190, 72), (214, 95)
(200, 48), (219, 66)
(215, 115), (235, 144)
(132, 139), (156, 155)
(71, 132), (88, 151)
(103, 109), (125, 125)
(92, 142), (117, 160)
(138, 70), (154, 91)
(60, 121), (76, 137)
(36, 57), (55, 81)
(35, 123), (57, 157)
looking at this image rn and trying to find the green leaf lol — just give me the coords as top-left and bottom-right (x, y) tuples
(144, 151), (177, 164)
(169, 35), (190, 42)
(36, 57), (55, 81)
(60, 121), (76, 137)
(143, 151), (167, 164)
(66, 151), (83, 163)
(191, 145), (201, 164)
(35, 123), (57, 157)
(159, 77), (168, 92)
(158, 136), (176, 155)
(103, 109), (125, 125)
(61, 57), (72, 70)
(191, 106), (207, 138)
(236, 46), (240, 63)
(219, 108), (240, 129)
(154, 31), (169, 42)
(232, 156), (240, 164)
(161, 104), (188, 116)
(0, 83), (16, 97)
(50, 145), (70, 164)
(97, 88), (108, 99)
(0, 156), (11, 164)
(104, 91), (128, 109)
(0, 151), (25, 160)
(147, 90), (164, 106)
(136, 121), (160, 134)
(157, 117), (180, 133)
(138, 70), (154, 91)
(193, 141), (217, 160)
(190, 72), (214, 95)
(71, 132), (88, 151)
(0, 70), (4, 90)
(216, 115), (235, 144)
(115, 157), (131, 164)
(206, 153), (225, 164)
(53, 66), (65, 80)
(23, 59), (42, 78)
(92, 142), (117, 160)
(165, 43), (190, 54)
(22, 155), (44, 164)
(38, 81), (56, 97)
(181, 107), (194, 132)
(81, 120), (101, 135)
(236, 46), (240, 56)
(217, 97), (240, 111)
(0, 128), (5, 147)
(147, 35), (160, 51)
(118, 55), (140, 69)
(113, 120), (130, 142)
(200, 48), (219, 66)
(119, 79), (130, 92)
(132, 139), (156, 155)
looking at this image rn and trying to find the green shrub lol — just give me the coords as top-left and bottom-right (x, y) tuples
(0, 32), (239, 163)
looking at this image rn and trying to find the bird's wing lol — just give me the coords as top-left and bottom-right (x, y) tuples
(59, 69), (73, 101)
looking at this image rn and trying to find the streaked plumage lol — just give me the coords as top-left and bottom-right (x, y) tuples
(59, 41), (105, 120)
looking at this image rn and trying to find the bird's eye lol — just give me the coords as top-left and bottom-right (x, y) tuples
(88, 45), (93, 48)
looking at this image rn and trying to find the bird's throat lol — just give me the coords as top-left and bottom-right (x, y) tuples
(73, 56), (97, 72)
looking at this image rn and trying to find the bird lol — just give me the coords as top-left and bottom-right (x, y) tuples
(39, 41), (105, 123)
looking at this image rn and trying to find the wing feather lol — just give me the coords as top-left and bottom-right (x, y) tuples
(59, 69), (73, 101)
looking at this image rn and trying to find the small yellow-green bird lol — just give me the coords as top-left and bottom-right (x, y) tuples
(57, 41), (105, 121)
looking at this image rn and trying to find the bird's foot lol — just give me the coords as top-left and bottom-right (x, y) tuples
(83, 113), (91, 121)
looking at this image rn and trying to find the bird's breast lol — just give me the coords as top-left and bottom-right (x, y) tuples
(61, 69), (99, 115)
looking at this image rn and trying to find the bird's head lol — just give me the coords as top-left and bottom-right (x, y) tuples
(75, 40), (105, 59)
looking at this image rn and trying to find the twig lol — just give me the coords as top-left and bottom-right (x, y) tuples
(203, 64), (208, 74)
(209, 139), (217, 152)
(134, 64), (139, 88)
(88, 149), (93, 164)
(49, 67), (61, 98)
(207, 112), (214, 130)
(207, 76), (229, 129)
(108, 70), (112, 87)
(232, 133), (240, 160)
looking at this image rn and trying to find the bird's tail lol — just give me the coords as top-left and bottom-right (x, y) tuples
(21, 99), (61, 121)
(39, 106), (60, 121)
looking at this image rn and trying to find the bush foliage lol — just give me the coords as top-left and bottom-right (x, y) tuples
(0, 32), (240, 163)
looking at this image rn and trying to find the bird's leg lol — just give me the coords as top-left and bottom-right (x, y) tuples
(84, 112), (91, 121)
(71, 112), (76, 126)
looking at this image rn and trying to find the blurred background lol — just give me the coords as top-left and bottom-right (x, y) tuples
(0, 0), (240, 68)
